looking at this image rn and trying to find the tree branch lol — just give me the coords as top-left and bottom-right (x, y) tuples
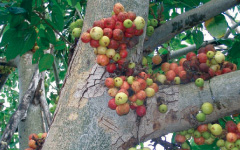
(52, 57), (60, 93)
(0, 67), (41, 150)
(169, 39), (214, 59)
(0, 74), (9, 92)
(38, 72), (53, 128)
(34, 11), (72, 46)
(169, 18), (238, 59)
(224, 11), (237, 23)
(75, 7), (83, 20)
(143, 0), (240, 52)
(0, 58), (17, 68)
(139, 70), (240, 143)
(223, 21), (240, 39)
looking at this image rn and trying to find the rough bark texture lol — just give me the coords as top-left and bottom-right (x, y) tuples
(0, 69), (40, 150)
(39, 72), (52, 128)
(139, 70), (240, 141)
(42, 0), (240, 150)
(143, 0), (240, 51)
(42, 0), (148, 150)
(17, 52), (44, 150)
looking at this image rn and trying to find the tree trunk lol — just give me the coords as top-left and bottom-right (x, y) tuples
(17, 52), (44, 150)
(42, 0), (240, 150)
(42, 0), (148, 149)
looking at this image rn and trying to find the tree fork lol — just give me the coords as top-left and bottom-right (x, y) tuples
(42, 0), (240, 150)
(42, 0), (149, 149)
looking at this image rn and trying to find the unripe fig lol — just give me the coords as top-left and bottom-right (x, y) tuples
(90, 27), (103, 40)
(72, 28), (81, 38)
(133, 16), (145, 30)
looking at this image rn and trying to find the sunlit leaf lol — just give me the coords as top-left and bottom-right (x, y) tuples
(204, 14), (228, 38)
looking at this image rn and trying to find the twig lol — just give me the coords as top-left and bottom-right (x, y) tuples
(0, 67), (40, 150)
(224, 21), (240, 39)
(60, 53), (68, 70)
(41, 110), (47, 133)
(34, 11), (72, 46)
(75, 7), (83, 19)
(52, 59), (60, 93)
(37, 72), (52, 129)
(150, 7), (157, 19)
(224, 11), (237, 23)
(0, 73), (9, 92)
(0, 24), (7, 38)
(169, 39), (215, 59)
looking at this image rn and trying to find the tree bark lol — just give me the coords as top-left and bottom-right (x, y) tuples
(42, 0), (148, 149)
(17, 52), (45, 150)
(143, 0), (240, 51)
(0, 69), (40, 150)
(138, 70), (240, 142)
(42, 0), (240, 150)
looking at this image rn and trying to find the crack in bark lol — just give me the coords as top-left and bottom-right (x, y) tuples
(208, 79), (216, 102)
(98, 118), (118, 133)
(77, 65), (107, 107)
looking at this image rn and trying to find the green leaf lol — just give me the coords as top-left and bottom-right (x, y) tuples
(32, 49), (44, 64)
(75, 2), (82, 11)
(51, 6), (64, 31)
(39, 54), (54, 72)
(10, 14), (24, 28)
(21, 27), (37, 55)
(40, 37), (50, 47)
(171, 132), (176, 143)
(32, 0), (42, 7)
(5, 37), (25, 61)
(0, 2), (14, 7)
(205, 14), (228, 38)
(71, 0), (77, 6)
(0, 11), (9, 25)
(192, 30), (204, 49)
(31, 13), (41, 26)
(158, 48), (168, 55)
(0, 28), (17, 46)
(7, 7), (26, 14)
(201, 0), (210, 4)
(216, 39), (233, 47)
(54, 41), (66, 50)
(67, 0), (72, 6)
(20, 0), (33, 21)
(3, 24), (37, 60)
(44, 27), (56, 44)
(228, 41), (240, 59)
